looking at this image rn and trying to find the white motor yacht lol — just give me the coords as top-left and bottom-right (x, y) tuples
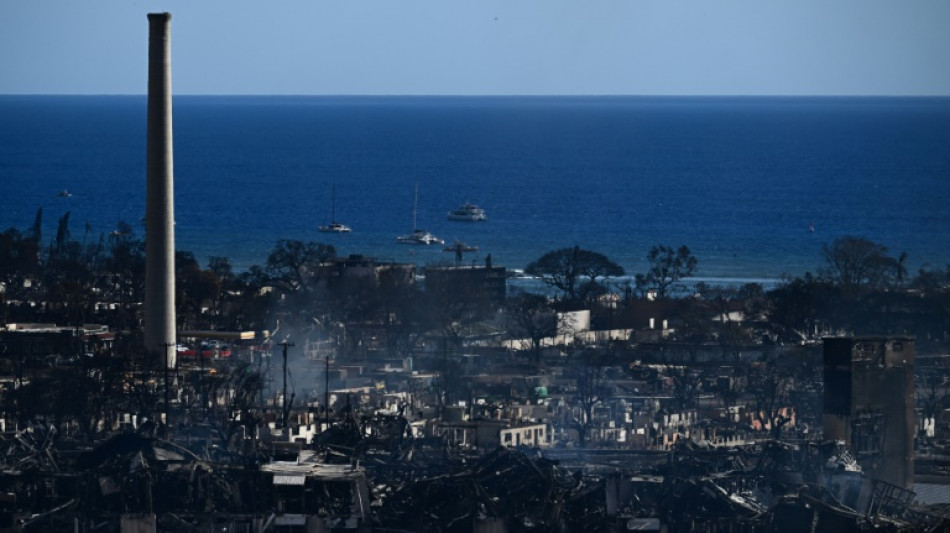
(447, 202), (487, 221)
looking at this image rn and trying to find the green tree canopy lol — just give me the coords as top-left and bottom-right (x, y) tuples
(525, 246), (624, 300)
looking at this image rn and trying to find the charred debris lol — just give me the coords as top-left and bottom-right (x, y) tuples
(1, 421), (947, 532)
(1, 330), (950, 532)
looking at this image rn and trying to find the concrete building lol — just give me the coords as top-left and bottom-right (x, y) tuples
(437, 418), (551, 450)
(823, 336), (915, 489)
(327, 254), (415, 287)
(424, 265), (507, 308)
(0, 323), (115, 362)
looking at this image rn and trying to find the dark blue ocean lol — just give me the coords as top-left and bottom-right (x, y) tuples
(2, 95), (949, 286)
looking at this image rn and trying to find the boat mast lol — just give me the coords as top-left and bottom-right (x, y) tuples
(412, 181), (419, 232)
(330, 184), (336, 223)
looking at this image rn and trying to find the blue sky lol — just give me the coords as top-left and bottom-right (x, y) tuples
(2, 1), (949, 96)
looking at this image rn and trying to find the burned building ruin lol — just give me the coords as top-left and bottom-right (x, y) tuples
(823, 336), (916, 489)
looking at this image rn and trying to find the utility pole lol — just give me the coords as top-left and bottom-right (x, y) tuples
(160, 342), (175, 438)
(198, 341), (206, 416)
(278, 341), (294, 437)
(440, 336), (448, 418)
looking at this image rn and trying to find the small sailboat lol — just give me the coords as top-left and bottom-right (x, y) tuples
(318, 185), (351, 233)
(396, 182), (443, 245)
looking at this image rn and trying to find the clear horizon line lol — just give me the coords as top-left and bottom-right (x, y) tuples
(3, 92), (950, 99)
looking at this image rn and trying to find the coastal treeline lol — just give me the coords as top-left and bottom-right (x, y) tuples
(1, 209), (949, 353)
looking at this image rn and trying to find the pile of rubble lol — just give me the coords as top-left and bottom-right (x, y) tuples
(2, 419), (950, 532)
(373, 447), (575, 531)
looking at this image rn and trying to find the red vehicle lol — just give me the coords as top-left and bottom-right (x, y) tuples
(176, 343), (231, 359)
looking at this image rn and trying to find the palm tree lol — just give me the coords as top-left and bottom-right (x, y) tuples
(896, 251), (908, 286)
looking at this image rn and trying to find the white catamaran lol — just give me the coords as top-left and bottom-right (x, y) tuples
(318, 185), (351, 233)
(396, 183), (443, 245)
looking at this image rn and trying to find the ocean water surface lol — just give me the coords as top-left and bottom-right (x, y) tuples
(1, 95), (949, 287)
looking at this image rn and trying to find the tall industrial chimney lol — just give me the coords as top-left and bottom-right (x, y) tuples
(144, 13), (176, 368)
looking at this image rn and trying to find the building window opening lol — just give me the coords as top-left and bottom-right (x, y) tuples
(852, 413), (886, 457)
